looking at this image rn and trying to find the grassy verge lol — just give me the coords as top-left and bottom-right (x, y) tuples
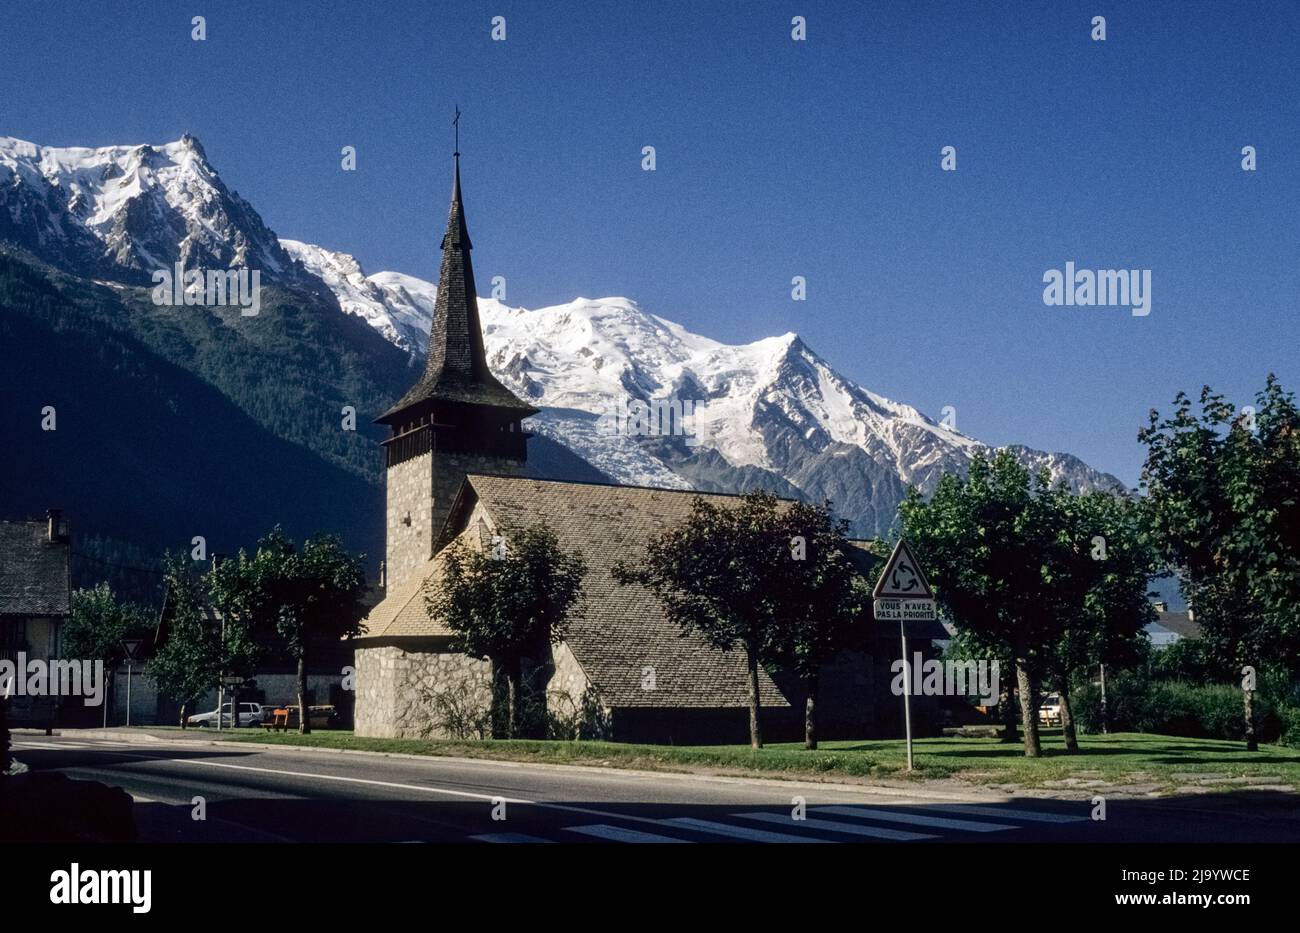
(184, 728), (1300, 793)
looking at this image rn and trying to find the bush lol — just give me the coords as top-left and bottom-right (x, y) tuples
(1073, 674), (1284, 741)
(1278, 705), (1300, 748)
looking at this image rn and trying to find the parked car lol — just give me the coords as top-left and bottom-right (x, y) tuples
(187, 702), (266, 728)
(1038, 693), (1062, 726)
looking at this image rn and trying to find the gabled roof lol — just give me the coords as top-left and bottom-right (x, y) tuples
(378, 158), (536, 422)
(1151, 609), (1201, 640)
(362, 475), (795, 709)
(0, 521), (70, 617)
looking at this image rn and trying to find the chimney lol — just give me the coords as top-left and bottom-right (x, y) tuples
(1153, 601), (1168, 613)
(1187, 607), (1195, 622)
(46, 508), (62, 543)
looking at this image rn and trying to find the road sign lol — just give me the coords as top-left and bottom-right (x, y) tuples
(121, 639), (143, 661)
(220, 676), (246, 686)
(872, 597), (937, 621)
(872, 539), (933, 600)
(871, 538), (938, 772)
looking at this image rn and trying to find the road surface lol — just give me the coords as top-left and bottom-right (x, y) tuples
(10, 733), (1299, 843)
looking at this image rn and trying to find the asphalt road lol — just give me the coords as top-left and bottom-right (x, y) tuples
(10, 734), (1300, 843)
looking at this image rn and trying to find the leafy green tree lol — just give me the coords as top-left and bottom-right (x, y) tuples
(211, 528), (367, 734)
(1042, 489), (1158, 750)
(146, 555), (223, 727)
(65, 583), (152, 672)
(428, 523), (586, 739)
(65, 582), (153, 722)
(615, 492), (801, 750)
(1139, 376), (1300, 749)
(899, 451), (1146, 757)
(768, 501), (869, 749)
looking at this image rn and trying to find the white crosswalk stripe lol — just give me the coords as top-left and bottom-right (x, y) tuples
(661, 817), (831, 843)
(923, 803), (1088, 823)
(813, 804), (1016, 833)
(566, 823), (691, 843)
(737, 811), (935, 841)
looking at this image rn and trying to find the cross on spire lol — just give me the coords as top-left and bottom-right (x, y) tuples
(452, 105), (461, 159)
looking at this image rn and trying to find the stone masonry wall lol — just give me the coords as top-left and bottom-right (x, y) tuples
(354, 643), (493, 739)
(385, 447), (527, 592)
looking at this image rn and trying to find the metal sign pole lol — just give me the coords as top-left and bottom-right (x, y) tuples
(125, 661), (132, 728)
(900, 618), (913, 771)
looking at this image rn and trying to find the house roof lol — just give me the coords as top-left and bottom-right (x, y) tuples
(0, 521), (71, 617)
(1152, 609), (1201, 640)
(377, 157), (537, 423)
(362, 475), (801, 709)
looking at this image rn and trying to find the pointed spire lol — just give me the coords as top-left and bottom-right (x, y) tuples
(378, 148), (536, 424)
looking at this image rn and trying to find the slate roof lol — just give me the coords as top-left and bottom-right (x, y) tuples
(1153, 609), (1201, 640)
(378, 158), (536, 422)
(361, 475), (797, 709)
(0, 521), (71, 617)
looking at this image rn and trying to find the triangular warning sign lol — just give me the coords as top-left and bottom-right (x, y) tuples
(872, 539), (934, 599)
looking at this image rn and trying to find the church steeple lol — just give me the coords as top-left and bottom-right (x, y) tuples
(377, 139), (536, 592)
(378, 153), (536, 425)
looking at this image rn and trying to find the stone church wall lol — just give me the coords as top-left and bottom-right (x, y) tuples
(354, 643), (493, 739)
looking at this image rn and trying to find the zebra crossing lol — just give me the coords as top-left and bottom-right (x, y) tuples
(11, 739), (141, 750)
(469, 800), (1090, 844)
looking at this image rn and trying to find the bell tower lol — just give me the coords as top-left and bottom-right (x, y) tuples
(375, 151), (537, 591)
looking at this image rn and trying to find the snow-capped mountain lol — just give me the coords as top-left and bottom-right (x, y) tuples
(0, 133), (1123, 537)
(280, 239), (434, 353)
(0, 135), (295, 281)
(291, 243), (1124, 536)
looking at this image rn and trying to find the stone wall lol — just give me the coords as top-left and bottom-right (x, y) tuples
(384, 448), (528, 592)
(354, 642), (493, 739)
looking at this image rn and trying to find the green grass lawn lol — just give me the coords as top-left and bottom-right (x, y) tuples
(186, 728), (1300, 794)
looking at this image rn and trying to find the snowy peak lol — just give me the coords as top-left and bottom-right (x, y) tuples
(0, 134), (292, 281)
(284, 240), (1119, 534)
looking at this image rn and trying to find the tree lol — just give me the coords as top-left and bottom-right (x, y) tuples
(65, 583), (152, 722)
(615, 492), (796, 750)
(1139, 377), (1300, 749)
(428, 523), (585, 739)
(65, 583), (152, 674)
(1041, 489), (1158, 751)
(768, 501), (868, 749)
(211, 528), (367, 734)
(146, 555), (223, 728)
(899, 451), (1135, 757)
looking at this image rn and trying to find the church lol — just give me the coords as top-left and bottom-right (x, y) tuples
(351, 154), (942, 744)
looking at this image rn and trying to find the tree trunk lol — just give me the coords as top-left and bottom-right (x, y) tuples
(179, 701), (188, 729)
(1060, 677), (1078, 753)
(1244, 685), (1257, 752)
(1016, 662), (1042, 758)
(745, 643), (763, 750)
(999, 660), (1018, 742)
(804, 672), (819, 750)
(506, 657), (521, 740)
(297, 650), (311, 735)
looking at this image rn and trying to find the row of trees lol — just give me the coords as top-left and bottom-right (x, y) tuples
(66, 528), (367, 734)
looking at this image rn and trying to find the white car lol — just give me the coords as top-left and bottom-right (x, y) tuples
(187, 702), (266, 728)
(1038, 694), (1063, 726)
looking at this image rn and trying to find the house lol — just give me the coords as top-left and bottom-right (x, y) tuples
(1145, 601), (1202, 649)
(0, 510), (71, 729)
(352, 154), (943, 744)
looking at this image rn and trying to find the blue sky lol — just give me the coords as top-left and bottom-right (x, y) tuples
(4, 0), (1298, 486)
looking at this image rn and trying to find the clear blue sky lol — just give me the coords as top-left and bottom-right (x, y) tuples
(4, 0), (1298, 486)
